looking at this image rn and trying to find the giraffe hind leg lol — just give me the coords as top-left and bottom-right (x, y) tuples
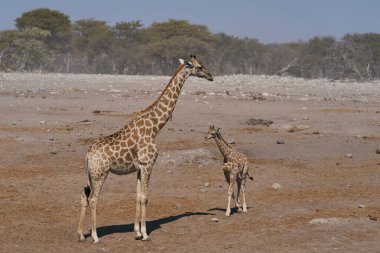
(235, 181), (243, 211)
(89, 177), (108, 244)
(77, 185), (91, 242)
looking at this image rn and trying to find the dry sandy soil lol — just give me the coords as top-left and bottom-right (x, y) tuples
(0, 72), (379, 253)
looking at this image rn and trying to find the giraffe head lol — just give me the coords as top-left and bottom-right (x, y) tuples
(204, 125), (221, 141)
(179, 55), (213, 81)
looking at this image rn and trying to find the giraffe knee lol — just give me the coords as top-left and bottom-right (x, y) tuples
(89, 196), (98, 207)
(140, 195), (148, 205)
(80, 193), (88, 207)
(80, 186), (91, 207)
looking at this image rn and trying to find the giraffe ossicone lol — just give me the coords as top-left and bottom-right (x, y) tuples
(77, 55), (213, 243)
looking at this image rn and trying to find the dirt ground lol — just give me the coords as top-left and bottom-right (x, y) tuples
(0, 73), (379, 253)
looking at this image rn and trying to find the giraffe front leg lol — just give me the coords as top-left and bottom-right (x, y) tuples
(139, 170), (151, 241)
(241, 181), (248, 213)
(226, 180), (235, 217)
(134, 173), (143, 240)
(236, 181), (243, 212)
(134, 153), (155, 242)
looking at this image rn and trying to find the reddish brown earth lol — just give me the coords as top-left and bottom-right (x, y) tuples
(0, 73), (379, 253)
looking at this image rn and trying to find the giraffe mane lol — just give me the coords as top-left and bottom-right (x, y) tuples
(216, 131), (233, 148)
(133, 64), (186, 118)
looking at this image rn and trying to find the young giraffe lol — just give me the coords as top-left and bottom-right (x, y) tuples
(77, 55), (213, 243)
(204, 125), (253, 216)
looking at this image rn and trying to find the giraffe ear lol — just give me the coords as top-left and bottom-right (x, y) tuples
(179, 59), (185, 65)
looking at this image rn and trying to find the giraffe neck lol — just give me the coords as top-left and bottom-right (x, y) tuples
(140, 64), (190, 137)
(214, 134), (232, 160)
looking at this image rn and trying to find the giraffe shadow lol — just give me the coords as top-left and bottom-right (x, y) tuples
(208, 207), (247, 215)
(94, 211), (212, 238)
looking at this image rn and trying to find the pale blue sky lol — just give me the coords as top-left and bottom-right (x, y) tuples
(1, 0), (379, 43)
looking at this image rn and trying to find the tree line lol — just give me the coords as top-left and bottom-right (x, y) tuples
(1, 8), (380, 80)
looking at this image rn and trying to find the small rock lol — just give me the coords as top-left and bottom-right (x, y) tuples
(40, 121), (46, 124)
(271, 183), (282, 190)
(276, 139), (285, 144)
(376, 149), (380, 154)
(295, 124), (311, 131)
(12, 121), (17, 125)
(369, 215), (378, 221)
(309, 218), (329, 225)
(312, 131), (320, 135)
(358, 204), (366, 209)
(227, 138), (235, 144)
(245, 118), (273, 126)
(49, 137), (54, 141)
(166, 170), (173, 174)
(175, 204), (182, 209)
(211, 217), (219, 222)
(167, 159), (176, 165)
(345, 153), (353, 158)
(204, 182), (210, 187)
(262, 92), (271, 97)
(15, 137), (25, 141)
(200, 188), (208, 193)
(50, 150), (58, 155)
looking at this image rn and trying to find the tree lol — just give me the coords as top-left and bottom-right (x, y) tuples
(11, 27), (52, 71)
(302, 36), (336, 77)
(343, 33), (380, 78)
(147, 36), (213, 74)
(111, 21), (145, 74)
(72, 19), (115, 73)
(0, 30), (19, 68)
(145, 19), (211, 42)
(112, 20), (143, 40)
(15, 8), (71, 51)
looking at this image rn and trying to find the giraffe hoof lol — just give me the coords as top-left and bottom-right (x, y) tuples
(142, 236), (151, 242)
(135, 235), (143, 240)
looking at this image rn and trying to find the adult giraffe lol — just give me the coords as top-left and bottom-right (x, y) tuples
(77, 55), (213, 243)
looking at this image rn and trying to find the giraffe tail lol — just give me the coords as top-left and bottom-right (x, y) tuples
(84, 154), (92, 199)
(243, 161), (254, 181)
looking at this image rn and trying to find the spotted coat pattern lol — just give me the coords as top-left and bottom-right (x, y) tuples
(205, 125), (253, 216)
(77, 55), (213, 243)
